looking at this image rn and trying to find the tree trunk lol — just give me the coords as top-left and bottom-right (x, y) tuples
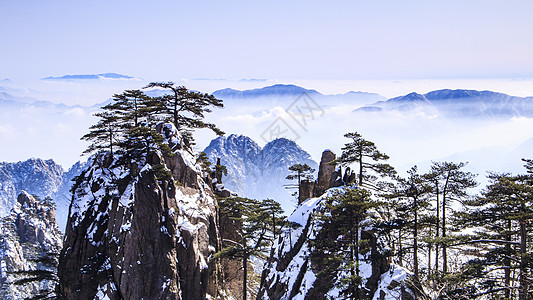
(519, 219), (528, 300)
(414, 209), (419, 283)
(109, 125), (113, 156)
(398, 227), (403, 267)
(173, 90), (179, 130)
(350, 229), (356, 300)
(428, 242), (432, 279)
(442, 176), (449, 274)
(355, 222), (361, 299)
(505, 219), (511, 299)
(358, 152), (363, 187)
(243, 253), (248, 300)
(442, 193), (447, 274)
(435, 186), (439, 275)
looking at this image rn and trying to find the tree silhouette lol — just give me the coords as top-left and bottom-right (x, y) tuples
(81, 111), (122, 156)
(144, 82), (224, 147)
(215, 197), (284, 300)
(285, 163), (315, 204)
(337, 132), (395, 189)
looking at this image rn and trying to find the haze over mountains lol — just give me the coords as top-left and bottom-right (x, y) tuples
(357, 89), (533, 118)
(0, 79), (532, 183)
(0, 79), (532, 272)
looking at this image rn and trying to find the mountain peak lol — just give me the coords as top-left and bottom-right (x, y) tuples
(203, 135), (317, 214)
(212, 84), (321, 99)
(390, 92), (428, 103)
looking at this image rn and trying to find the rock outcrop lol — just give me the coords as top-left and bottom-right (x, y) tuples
(58, 123), (226, 299)
(0, 191), (63, 300)
(315, 150), (336, 196)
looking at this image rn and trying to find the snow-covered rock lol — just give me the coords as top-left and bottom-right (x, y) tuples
(258, 187), (413, 300)
(0, 158), (87, 232)
(58, 123), (226, 299)
(203, 134), (318, 214)
(0, 191), (62, 299)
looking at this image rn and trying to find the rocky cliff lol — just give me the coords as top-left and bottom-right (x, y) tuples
(58, 123), (226, 299)
(0, 191), (63, 299)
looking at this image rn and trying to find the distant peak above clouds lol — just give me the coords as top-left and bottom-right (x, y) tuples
(357, 89), (533, 118)
(212, 84), (384, 100)
(42, 73), (135, 80)
(212, 84), (321, 99)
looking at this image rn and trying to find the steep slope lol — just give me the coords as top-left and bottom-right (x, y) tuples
(58, 123), (224, 299)
(257, 187), (412, 300)
(52, 161), (87, 231)
(203, 135), (318, 214)
(0, 191), (63, 299)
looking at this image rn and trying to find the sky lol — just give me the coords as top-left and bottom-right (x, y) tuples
(1, 0), (533, 180)
(1, 0), (533, 81)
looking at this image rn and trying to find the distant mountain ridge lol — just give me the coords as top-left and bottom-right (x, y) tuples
(42, 73), (134, 80)
(203, 134), (318, 214)
(358, 89), (533, 118)
(0, 89), (104, 110)
(212, 84), (384, 102)
(213, 84), (321, 99)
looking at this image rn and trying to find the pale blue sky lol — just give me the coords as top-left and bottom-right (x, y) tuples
(1, 0), (533, 80)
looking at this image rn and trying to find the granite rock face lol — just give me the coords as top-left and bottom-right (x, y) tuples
(204, 134), (318, 214)
(0, 191), (62, 299)
(58, 123), (226, 300)
(315, 150), (336, 196)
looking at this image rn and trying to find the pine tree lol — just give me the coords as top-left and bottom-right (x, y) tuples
(454, 170), (533, 299)
(425, 161), (476, 275)
(392, 166), (432, 285)
(103, 89), (153, 128)
(215, 197), (284, 300)
(336, 132), (396, 190)
(310, 188), (382, 299)
(81, 111), (122, 156)
(196, 151), (212, 178)
(285, 163), (315, 204)
(143, 82), (224, 147)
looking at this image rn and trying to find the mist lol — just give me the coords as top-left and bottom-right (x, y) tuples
(1, 77), (532, 189)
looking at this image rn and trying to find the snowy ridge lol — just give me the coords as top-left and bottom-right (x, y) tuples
(0, 158), (87, 232)
(358, 89), (533, 118)
(204, 134), (318, 214)
(259, 187), (412, 299)
(0, 192), (62, 299)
